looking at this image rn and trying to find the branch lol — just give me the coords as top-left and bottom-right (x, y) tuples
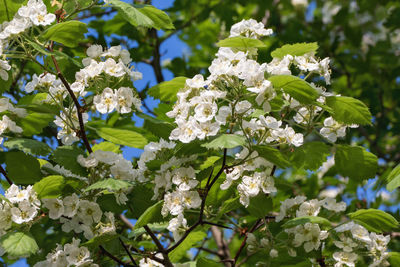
(99, 245), (135, 267)
(210, 226), (232, 267)
(119, 238), (137, 266)
(233, 219), (261, 264)
(144, 225), (174, 267)
(0, 165), (12, 185)
(149, 29), (164, 83)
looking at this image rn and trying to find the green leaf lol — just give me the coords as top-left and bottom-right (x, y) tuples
(247, 194), (273, 218)
(33, 175), (65, 199)
(41, 21), (88, 47)
(271, 42), (319, 59)
(139, 113), (174, 139)
(51, 146), (87, 176)
(169, 231), (207, 262)
(0, 232), (38, 258)
(326, 96), (372, 125)
(0, 0), (27, 24)
(108, 0), (174, 30)
(269, 75), (319, 104)
(202, 134), (246, 149)
(335, 145), (377, 181)
(289, 142), (331, 170)
(133, 200), (164, 230)
(4, 138), (52, 156)
(5, 151), (41, 184)
(253, 145), (290, 168)
(388, 252), (400, 266)
(85, 178), (132, 192)
(218, 196), (241, 215)
(92, 141), (121, 153)
(147, 77), (187, 102)
(83, 233), (119, 248)
(197, 257), (222, 267)
(348, 209), (399, 233)
(386, 164), (400, 192)
(217, 36), (266, 48)
(282, 216), (331, 228)
(96, 127), (148, 148)
(18, 112), (54, 136)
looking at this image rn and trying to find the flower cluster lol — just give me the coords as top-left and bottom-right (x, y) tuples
(0, 0), (55, 42)
(54, 107), (89, 145)
(320, 117), (359, 143)
(0, 185), (40, 234)
(43, 193), (115, 240)
(93, 86), (142, 114)
(33, 238), (98, 267)
(334, 221), (391, 267)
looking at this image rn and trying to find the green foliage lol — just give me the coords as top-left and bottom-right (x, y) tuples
(269, 75), (319, 104)
(197, 257), (222, 267)
(108, 0), (174, 30)
(326, 96), (372, 125)
(202, 134), (246, 149)
(147, 77), (187, 102)
(282, 216), (331, 228)
(289, 142), (331, 170)
(85, 178), (132, 192)
(96, 127), (148, 148)
(5, 151), (42, 184)
(348, 209), (399, 233)
(247, 194), (273, 218)
(335, 145), (378, 181)
(41, 21), (88, 47)
(33, 175), (64, 199)
(51, 146), (87, 176)
(0, 232), (38, 258)
(217, 36), (266, 48)
(253, 145), (290, 168)
(4, 138), (52, 156)
(133, 200), (164, 230)
(169, 231), (207, 262)
(386, 164), (400, 192)
(0, 0), (27, 23)
(271, 42), (319, 58)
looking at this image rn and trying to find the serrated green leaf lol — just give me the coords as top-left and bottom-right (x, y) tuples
(96, 127), (148, 148)
(4, 138), (52, 156)
(335, 145), (377, 181)
(197, 257), (222, 267)
(169, 231), (207, 262)
(218, 196), (241, 215)
(0, 232), (38, 258)
(326, 96), (372, 125)
(92, 141), (121, 153)
(109, 0), (174, 30)
(5, 151), (41, 184)
(386, 164), (400, 192)
(202, 134), (246, 149)
(147, 77), (187, 102)
(85, 178), (132, 192)
(289, 142), (331, 170)
(282, 216), (331, 228)
(139, 113), (174, 139)
(41, 21), (88, 47)
(33, 175), (64, 199)
(18, 112), (54, 136)
(133, 200), (164, 230)
(83, 233), (119, 248)
(217, 36), (266, 48)
(269, 75), (319, 104)
(271, 42), (318, 59)
(253, 145), (290, 168)
(348, 209), (399, 233)
(247, 194), (273, 218)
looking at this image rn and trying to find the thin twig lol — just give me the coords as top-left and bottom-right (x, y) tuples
(0, 165), (12, 185)
(233, 219), (261, 264)
(119, 238), (137, 266)
(99, 245), (134, 267)
(144, 225), (174, 267)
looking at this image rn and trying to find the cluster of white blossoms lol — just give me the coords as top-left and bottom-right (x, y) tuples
(334, 221), (391, 267)
(167, 74), (227, 143)
(0, 0), (55, 42)
(246, 232), (279, 258)
(0, 59), (11, 80)
(54, 107), (89, 145)
(229, 18), (274, 39)
(0, 97), (26, 143)
(279, 197), (346, 254)
(78, 150), (136, 204)
(0, 185), (40, 234)
(93, 86), (142, 114)
(220, 147), (277, 207)
(34, 238), (98, 267)
(43, 193), (115, 240)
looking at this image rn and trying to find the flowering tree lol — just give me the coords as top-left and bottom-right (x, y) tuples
(0, 0), (399, 267)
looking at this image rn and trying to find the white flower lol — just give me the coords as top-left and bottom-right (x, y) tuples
(63, 194), (80, 217)
(18, 0), (55, 26)
(0, 60), (11, 80)
(0, 115), (23, 135)
(172, 167), (198, 191)
(235, 100), (252, 114)
(94, 88), (117, 114)
(334, 235), (358, 252)
(42, 198), (64, 219)
(104, 58), (125, 77)
(333, 251), (358, 267)
(259, 115), (282, 130)
(247, 80), (275, 112)
(266, 55), (293, 75)
(54, 108), (88, 145)
(181, 190), (201, 210)
(193, 102), (218, 122)
(115, 87), (136, 113)
(167, 213), (187, 241)
(220, 166), (243, 190)
(276, 196), (306, 222)
(320, 198), (346, 212)
(86, 44), (103, 58)
(296, 199), (321, 217)
(320, 117), (348, 142)
(230, 19), (273, 39)
(77, 200), (102, 225)
(77, 154), (99, 168)
(269, 249), (278, 258)
(11, 200), (38, 224)
(351, 224), (371, 244)
(186, 74), (206, 88)
(64, 238), (93, 266)
(215, 106), (231, 125)
(139, 253), (164, 267)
